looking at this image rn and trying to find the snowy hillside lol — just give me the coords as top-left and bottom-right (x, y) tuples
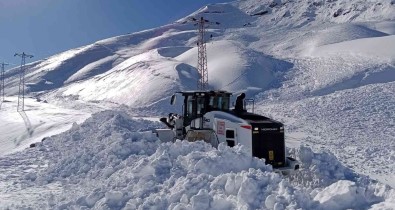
(1, 0), (395, 209)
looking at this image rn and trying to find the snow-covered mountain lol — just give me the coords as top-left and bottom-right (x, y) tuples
(1, 0), (395, 209)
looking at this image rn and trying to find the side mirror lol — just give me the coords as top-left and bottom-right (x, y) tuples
(170, 94), (176, 105)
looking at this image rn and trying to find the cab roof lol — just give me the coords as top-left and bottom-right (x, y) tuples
(176, 90), (232, 96)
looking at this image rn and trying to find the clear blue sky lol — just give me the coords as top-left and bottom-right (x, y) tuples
(0, 0), (231, 67)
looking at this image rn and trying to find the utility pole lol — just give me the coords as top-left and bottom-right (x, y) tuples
(0, 62), (9, 102)
(189, 17), (220, 90)
(14, 52), (33, 112)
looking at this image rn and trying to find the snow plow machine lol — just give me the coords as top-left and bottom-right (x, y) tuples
(156, 90), (299, 173)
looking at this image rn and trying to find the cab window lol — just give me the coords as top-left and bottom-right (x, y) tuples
(221, 96), (230, 110)
(197, 97), (205, 115)
(209, 96), (217, 110)
(186, 95), (194, 117)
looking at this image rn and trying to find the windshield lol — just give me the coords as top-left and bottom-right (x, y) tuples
(209, 95), (230, 111)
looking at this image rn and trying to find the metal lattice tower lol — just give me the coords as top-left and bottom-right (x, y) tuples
(189, 17), (220, 90)
(14, 52), (33, 112)
(0, 62), (9, 102)
(197, 17), (209, 90)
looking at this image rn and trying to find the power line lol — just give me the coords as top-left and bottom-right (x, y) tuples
(0, 62), (9, 110)
(0, 62), (9, 102)
(14, 52), (33, 112)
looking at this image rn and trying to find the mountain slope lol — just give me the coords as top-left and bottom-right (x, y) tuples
(1, 0), (395, 208)
(2, 0), (394, 106)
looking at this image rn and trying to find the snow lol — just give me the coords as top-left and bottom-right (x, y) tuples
(60, 49), (186, 107)
(0, 96), (90, 156)
(372, 21), (395, 34)
(1, 110), (394, 209)
(313, 180), (366, 209)
(308, 35), (395, 61)
(1, 0), (395, 209)
(176, 39), (289, 94)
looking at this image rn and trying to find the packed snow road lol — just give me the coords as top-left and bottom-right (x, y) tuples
(0, 96), (90, 156)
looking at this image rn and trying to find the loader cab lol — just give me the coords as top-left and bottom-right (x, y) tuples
(173, 91), (232, 127)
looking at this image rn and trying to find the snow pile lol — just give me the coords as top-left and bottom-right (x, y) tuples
(1, 110), (394, 209)
(314, 180), (372, 210)
(290, 146), (358, 189)
(30, 110), (284, 209)
(290, 146), (395, 210)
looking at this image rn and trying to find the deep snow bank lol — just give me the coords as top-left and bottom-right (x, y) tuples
(1, 110), (394, 209)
